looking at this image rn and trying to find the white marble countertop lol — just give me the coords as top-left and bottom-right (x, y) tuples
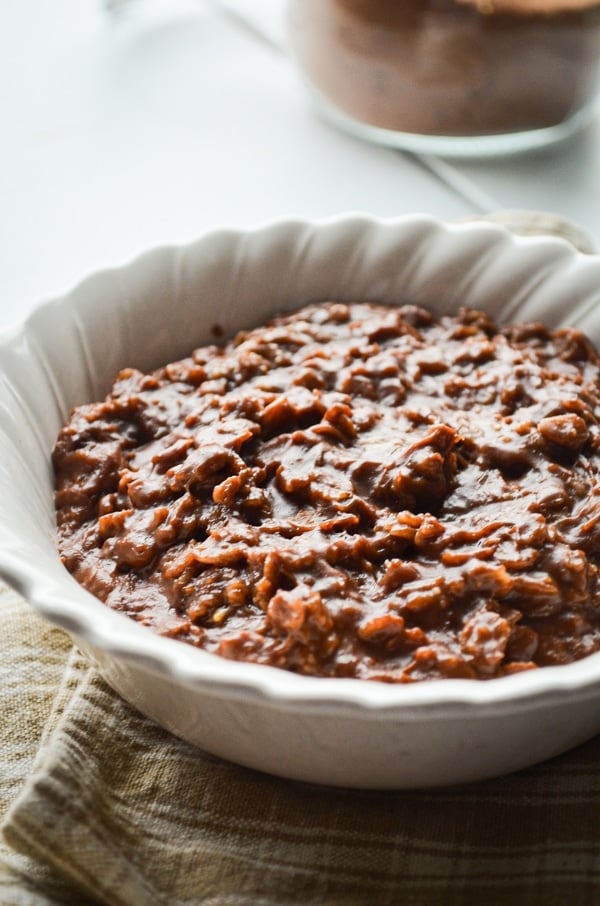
(1, 0), (599, 329)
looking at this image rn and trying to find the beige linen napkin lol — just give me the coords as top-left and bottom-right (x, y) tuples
(2, 212), (600, 906)
(2, 576), (600, 906)
(2, 579), (600, 906)
(0, 584), (86, 905)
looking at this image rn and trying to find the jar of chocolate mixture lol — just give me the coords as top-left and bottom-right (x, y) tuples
(287, 0), (600, 155)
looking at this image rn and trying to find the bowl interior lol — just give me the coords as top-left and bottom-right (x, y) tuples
(3, 214), (600, 711)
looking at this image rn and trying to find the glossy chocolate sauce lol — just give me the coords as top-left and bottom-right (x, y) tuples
(53, 302), (600, 682)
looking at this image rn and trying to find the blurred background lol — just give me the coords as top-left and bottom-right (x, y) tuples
(2, 0), (600, 326)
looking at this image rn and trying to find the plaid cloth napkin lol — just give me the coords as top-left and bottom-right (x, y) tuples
(2, 212), (600, 906)
(2, 580), (600, 906)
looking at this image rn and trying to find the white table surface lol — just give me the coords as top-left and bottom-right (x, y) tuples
(2, 0), (599, 331)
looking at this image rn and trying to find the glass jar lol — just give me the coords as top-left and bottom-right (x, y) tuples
(287, 0), (600, 156)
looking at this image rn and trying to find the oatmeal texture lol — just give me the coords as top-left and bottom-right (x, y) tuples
(53, 302), (600, 682)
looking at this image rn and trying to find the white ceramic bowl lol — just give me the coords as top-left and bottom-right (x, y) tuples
(2, 215), (600, 789)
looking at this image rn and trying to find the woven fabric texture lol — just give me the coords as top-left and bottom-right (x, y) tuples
(1, 580), (600, 906)
(2, 211), (600, 905)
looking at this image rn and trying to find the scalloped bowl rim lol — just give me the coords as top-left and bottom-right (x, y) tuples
(2, 213), (600, 720)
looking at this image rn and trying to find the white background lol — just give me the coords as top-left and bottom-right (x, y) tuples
(1, 0), (599, 329)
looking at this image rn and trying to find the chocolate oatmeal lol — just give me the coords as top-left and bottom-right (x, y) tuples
(53, 302), (600, 682)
